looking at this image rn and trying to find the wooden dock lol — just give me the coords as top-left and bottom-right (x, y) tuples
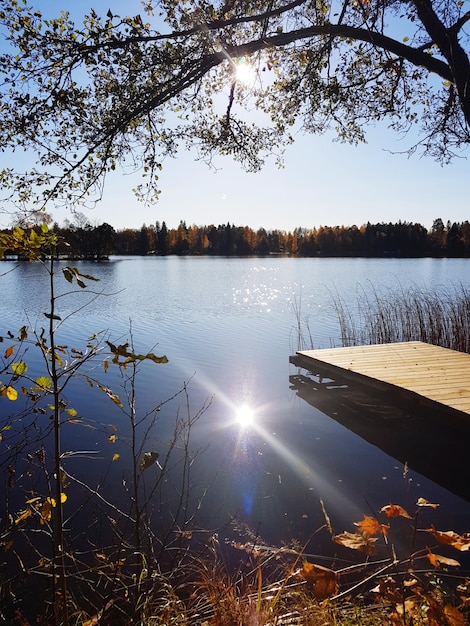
(290, 341), (470, 419)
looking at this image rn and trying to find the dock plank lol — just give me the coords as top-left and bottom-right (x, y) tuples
(293, 341), (470, 417)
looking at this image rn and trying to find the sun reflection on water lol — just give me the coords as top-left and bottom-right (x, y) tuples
(235, 404), (255, 428)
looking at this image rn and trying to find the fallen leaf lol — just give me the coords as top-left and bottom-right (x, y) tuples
(381, 503), (412, 519)
(300, 561), (339, 599)
(108, 434), (118, 444)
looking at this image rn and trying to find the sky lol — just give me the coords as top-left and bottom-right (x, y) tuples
(1, 0), (469, 233)
(80, 128), (468, 233)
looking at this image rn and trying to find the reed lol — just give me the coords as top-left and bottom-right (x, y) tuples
(334, 284), (470, 353)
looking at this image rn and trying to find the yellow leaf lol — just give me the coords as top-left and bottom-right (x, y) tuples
(95, 553), (107, 561)
(41, 499), (53, 523)
(12, 361), (27, 375)
(60, 492), (67, 503)
(6, 386), (18, 401)
(108, 434), (118, 444)
(15, 509), (32, 524)
(112, 453), (120, 461)
(65, 408), (77, 417)
(35, 376), (52, 390)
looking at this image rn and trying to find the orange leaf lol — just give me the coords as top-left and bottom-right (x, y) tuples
(334, 530), (377, 555)
(300, 562), (339, 600)
(380, 504), (412, 519)
(426, 551), (460, 568)
(355, 515), (388, 536)
(426, 528), (470, 551)
(4, 345), (14, 359)
(443, 605), (466, 626)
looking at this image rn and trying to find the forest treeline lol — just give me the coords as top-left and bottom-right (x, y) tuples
(3, 217), (470, 259)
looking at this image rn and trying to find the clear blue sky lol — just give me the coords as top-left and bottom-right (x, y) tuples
(2, 0), (469, 232)
(77, 127), (468, 232)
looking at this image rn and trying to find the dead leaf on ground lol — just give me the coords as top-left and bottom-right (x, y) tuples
(300, 561), (339, 600)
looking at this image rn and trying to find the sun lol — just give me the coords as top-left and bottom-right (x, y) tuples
(234, 58), (255, 85)
(235, 404), (255, 427)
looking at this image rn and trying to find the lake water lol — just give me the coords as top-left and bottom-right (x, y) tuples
(1, 256), (470, 560)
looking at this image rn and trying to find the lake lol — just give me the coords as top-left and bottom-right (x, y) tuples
(1, 256), (470, 559)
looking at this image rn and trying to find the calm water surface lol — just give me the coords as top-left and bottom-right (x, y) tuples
(1, 256), (470, 553)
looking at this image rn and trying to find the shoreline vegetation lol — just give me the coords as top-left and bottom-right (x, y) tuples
(2, 217), (470, 260)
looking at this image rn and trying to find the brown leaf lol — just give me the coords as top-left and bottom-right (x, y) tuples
(372, 576), (402, 603)
(300, 561), (339, 600)
(380, 503), (412, 519)
(355, 515), (389, 537)
(426, 528), (470, 551)
(334, 530), (377, 555)
(426, 551), (460, 568)
(140, 451), (159, 472)
(4, 345), (14, 359)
